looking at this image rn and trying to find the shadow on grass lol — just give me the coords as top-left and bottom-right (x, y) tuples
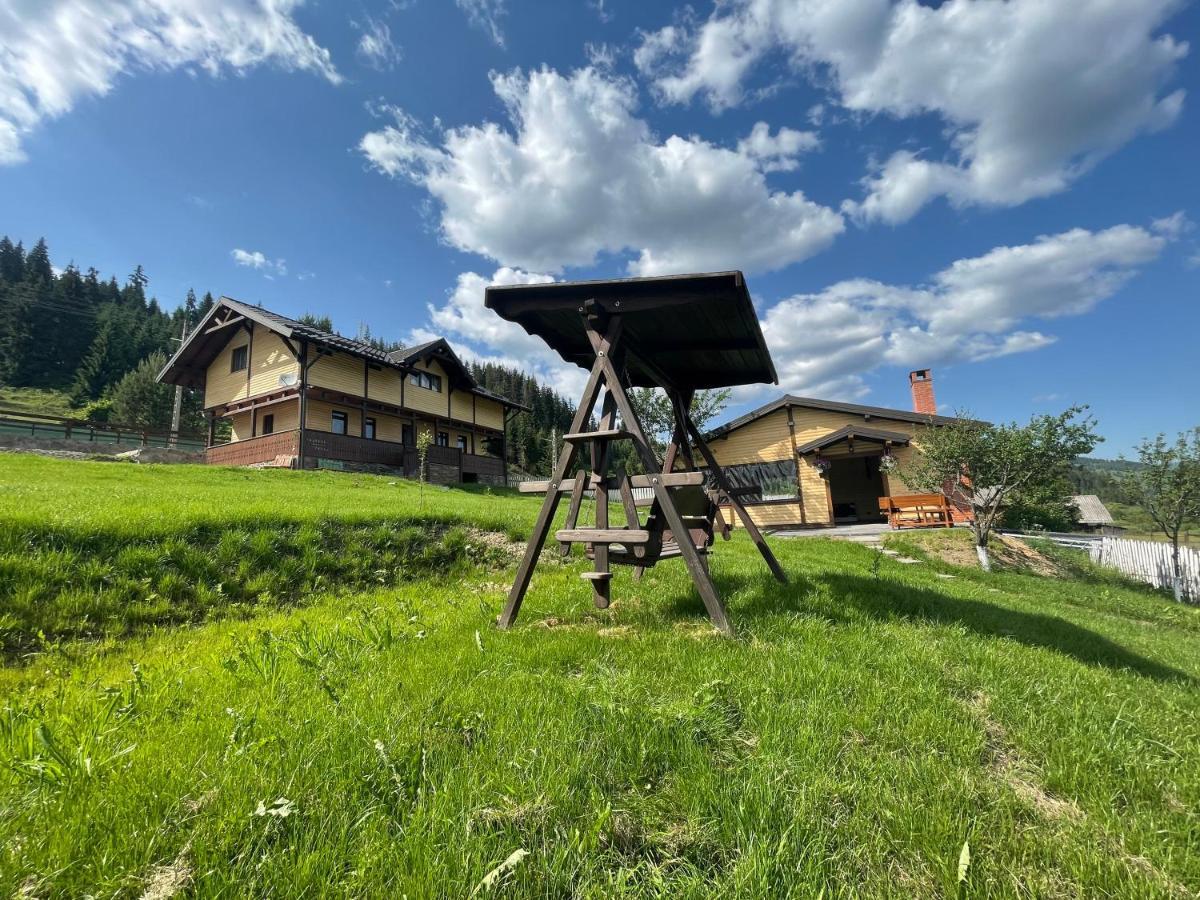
(837, 573), (1190, 682)
(658, 563), (1192, 683)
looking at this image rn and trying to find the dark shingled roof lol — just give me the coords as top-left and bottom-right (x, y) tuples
(707, 394), (963, 440)
(484, 271), (778, 391)
(157, 297), (527, 409)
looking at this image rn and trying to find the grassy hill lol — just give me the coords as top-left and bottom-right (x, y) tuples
(0, 456), (1197, 897)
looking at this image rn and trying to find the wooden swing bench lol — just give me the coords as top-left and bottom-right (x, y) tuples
(488, 271), (787, 637)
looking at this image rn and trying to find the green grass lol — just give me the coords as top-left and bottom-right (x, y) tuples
(0, 386), (76, 418)
(1, 456), (1198, 897)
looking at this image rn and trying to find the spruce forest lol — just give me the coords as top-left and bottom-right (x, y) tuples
(0, 236), (576, 475)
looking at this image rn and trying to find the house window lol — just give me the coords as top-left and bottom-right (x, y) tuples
(331, 411), (348, 435)
(230, 345), (248, 372)
(436, 431), (449, 447)
(408, 370), (442, 392)
(262, 414), (274, 435)
(456, 435), (467, 452)
(365, 417), (376, 440)
(402, 424), (414, 446)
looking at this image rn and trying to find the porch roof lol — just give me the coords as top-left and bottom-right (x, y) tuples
(795, 425), (911, 455)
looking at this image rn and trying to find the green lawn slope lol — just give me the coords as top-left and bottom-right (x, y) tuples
(0, 456), (1197, 897)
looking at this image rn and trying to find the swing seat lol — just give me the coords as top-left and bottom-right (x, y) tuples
(585, 484), (717, 569)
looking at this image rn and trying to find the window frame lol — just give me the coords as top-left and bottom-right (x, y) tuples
(331, 411), (349, 435)
(364, 417), (376, 440)
(261, 413), (274, 435)
(456, 435), (467, 452)
(436, 431), (450, 448)
(230, 344), (248, 373)
(402, 423), (414, 446)
(408, 370), (443, 393)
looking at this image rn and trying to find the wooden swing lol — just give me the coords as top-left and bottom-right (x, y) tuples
(484, 271), (787, 637)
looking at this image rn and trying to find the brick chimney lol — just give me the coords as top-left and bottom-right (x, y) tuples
(909, 369), (936, 415)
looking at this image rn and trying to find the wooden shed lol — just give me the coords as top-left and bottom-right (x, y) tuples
(705, 371), (967, 528)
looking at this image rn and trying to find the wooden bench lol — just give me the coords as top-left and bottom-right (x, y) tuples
(879, 493), (953, 529)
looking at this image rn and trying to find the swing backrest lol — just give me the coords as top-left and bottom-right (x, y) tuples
(646, 484), (717, 551)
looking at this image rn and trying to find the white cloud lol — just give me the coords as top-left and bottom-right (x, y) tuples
(359, 66), (843, 275)
(1151, 210), (1192, 239)
(758, 222), (1167, 399)
(736, 121), (819, 172)
(412, 267), (592, 399)
(0, 0), (340, 165)
(231, 248), (287, 277)
(636, 0), (1188, 224)
(355, 18), (400, 72)
(455, 0), (506, 48)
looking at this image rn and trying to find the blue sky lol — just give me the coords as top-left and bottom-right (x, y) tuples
(1, 0), (1197, 454)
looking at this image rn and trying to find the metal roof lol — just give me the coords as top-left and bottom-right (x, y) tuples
(707, 394), (964, 440)
(484, 271), (778, 390)
(795, 425), (912, 455)
(1070, 494), (1115, 525)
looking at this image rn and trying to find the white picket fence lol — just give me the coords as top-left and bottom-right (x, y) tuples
(1089, 537), (1200, 601)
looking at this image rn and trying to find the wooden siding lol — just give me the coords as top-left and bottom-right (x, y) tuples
(308, 349), (365, 396)
(405, 360), (450, 416)
(229, 410), (251, 441)
(305, 398), (362, 436)
(709, 408), (793, 463)
(367, 366), (403, 405)
(204, 323), (299, 409)
(720, 501), (806, 529)
(474, 396), (504, 430)
(249, 328), (298, 397)
(260, 398), (300, 434)
(449, 389), (473, 422)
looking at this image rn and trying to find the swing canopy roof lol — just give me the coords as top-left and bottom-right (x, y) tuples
(484, 271), (778, 391)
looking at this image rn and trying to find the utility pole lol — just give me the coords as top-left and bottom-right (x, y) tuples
(169, 318), (188, 447)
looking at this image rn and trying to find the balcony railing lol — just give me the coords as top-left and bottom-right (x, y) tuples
(207, 429), (503, 480)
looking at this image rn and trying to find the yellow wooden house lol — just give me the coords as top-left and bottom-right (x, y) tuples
(157, 298), (524, 484)
(705, 370), (961, 527)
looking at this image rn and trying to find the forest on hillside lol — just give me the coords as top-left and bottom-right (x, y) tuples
(0, 236), (578, 474)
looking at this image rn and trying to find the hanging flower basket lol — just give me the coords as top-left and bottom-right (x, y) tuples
(813, 456), (832, 475)
(878, 453), (897, 474)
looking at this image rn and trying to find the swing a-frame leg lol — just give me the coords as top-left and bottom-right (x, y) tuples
(498, 304), (784, 636)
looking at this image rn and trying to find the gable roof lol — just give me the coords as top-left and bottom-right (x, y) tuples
(157, 297), (526, 409)
(707, 393), (962, 440)
(794, 424), (913, 455)
(1070, 494), (1114, 525)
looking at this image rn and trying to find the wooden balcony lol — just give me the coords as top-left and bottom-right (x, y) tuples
(206, 428), (504, 483)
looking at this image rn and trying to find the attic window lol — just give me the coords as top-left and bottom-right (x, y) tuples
(408, 370), (442, 393)
(230, 345), (248, 373)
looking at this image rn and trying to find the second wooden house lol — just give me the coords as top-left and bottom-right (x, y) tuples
(157, 297), (525, 484)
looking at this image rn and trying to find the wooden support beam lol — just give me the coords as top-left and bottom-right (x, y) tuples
(495, 317), (620, 630)
(518, 471), (704, 493)
(683, 414), (787, 584)
(555, 528), (650, 543)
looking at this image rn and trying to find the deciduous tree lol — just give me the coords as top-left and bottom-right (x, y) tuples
(1120, 428), (1200, 602)
(902, 407), (1100, 571)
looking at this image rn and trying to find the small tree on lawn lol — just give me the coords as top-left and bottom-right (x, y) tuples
(901, 406), (1099, 572)
(1119, 428), (1200, 603)
(415, 429), (434, 498)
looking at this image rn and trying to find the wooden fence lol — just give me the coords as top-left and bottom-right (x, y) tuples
(1089, 537), (1199, 601)
(0, 406), (207, 452)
